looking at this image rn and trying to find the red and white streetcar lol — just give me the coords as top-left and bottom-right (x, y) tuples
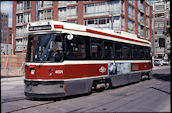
(24, 20), (152, 98)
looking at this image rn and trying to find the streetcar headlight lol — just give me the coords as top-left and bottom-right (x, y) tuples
(30, 69), (35, 75)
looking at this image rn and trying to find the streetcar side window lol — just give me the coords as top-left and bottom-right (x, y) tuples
(140, 46), (145, 59)
(131, 45), (140, 60)
(115, 42), (123, 60)
(104, 41), (114, 60)
(90, 38), (103, 59)
(65, 35), (86, 59)
(145, 47), (151, 60)
(122, 44), (131, 59)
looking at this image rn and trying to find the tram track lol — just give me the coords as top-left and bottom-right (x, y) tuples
(1, 97), (26, 104)
(6, 101), (55, 113)
(2, 71), (170, 113)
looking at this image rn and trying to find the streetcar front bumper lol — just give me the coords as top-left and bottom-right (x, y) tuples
(24, 79), (66, 98)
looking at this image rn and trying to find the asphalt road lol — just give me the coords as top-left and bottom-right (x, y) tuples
(1, 66), (171, 113)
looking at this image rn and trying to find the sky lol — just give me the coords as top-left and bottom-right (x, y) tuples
(0, 1), (13, 27)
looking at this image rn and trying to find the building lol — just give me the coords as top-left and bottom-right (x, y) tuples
(1, 12), (9, 44)
(12, 1), (152, 55)
(0, 12), (12, 55)
(152, 0), (170, 61)
(8, 27), (12, 44)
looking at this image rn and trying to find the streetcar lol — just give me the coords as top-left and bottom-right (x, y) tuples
(24, 20), (152, 98)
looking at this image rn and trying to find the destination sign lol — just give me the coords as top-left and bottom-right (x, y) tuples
(29, 25), (51, 31)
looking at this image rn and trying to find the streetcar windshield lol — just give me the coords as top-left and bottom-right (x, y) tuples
(26, 34), (63, 62)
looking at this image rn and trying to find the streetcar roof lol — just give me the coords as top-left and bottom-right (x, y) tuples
(27, 20), (151, 47)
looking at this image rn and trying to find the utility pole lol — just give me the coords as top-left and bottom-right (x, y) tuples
(110, 2), (114, 30)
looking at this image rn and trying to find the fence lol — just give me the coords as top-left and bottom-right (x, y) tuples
(1, 55), (26, 77)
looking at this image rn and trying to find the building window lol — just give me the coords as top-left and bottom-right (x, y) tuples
(58, 1), (67, 7)
(146, 28), (150, 40)
(155, 30), (164, 35)
(113, 16), (121, 30)
(23, 12), (31, 23)
(146, 16), (149, 27)
(159, 38), (165, 47)
(66, 1), (77, 5)
(38, 9), (53, 20)
(67, 21), (78, 24)
(128, 0), (134, 5)
(166, 12), (170, 18)
(137, 0), (144, 11)
(84, 18), (110, 29)
(121, 0), (125, 14)
(155, 5), (164, 11)
(67, 6), (77, 18)
(166, 37), (170, 43)
(24, 1), (31, 10)
(46, 9), (53, 20)
(58, 8), (67, 21)
(38, 1), (43, 8)
(16, 14), (23, 24)
(121, 16), (125, 30)
(146, 3), (149, 15)
(155, 13), (164, 18)
(84, 1), (121, 17)
(16, 27), (23, 37)
(17, 1), (24, 11)
(23, 26), (27, 37)
(167, 21), (170, 26)
(128, 20), (134, 33)
(138, 25), (144, 38)
(155, 21), (164, 28)
(38, 1), (52, 8)
(128, 5), (135, 19)
(138, 12), (144, 24)
(44, 1), (53, 7)
(84, 2), (109, 16)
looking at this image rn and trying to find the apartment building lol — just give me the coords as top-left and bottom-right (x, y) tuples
(152, 0), (170, 60)
(0, 12), (12, 55)
(1, 12), (9, 44)
(8, 27), (12, 44)
(12, 0), (152, 54)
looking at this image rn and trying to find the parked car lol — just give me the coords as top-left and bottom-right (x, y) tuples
(154, 59), (169, 66)
(162, 59), (169, 66)
(154, 59), (161, 66)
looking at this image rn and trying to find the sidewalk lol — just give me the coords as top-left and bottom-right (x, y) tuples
(1, 65), (170, 82)
(152, 65), (170, 70)
(1, 76), (25, 82)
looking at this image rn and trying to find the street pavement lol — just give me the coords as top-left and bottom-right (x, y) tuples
(1, 65), (171, 113)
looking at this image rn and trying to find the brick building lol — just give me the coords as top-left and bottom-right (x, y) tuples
(152, 0), (170, 61)
(1, 12), (9, 44)
(0, 12), (12, 55)
(12, 1), (152, 55)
